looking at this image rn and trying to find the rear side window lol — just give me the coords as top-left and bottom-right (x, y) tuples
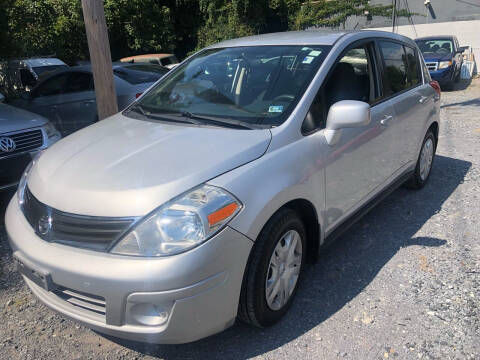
(64, 72), (94, 93)
(379, 41), (408, 95)
(404, 46), (420, 87)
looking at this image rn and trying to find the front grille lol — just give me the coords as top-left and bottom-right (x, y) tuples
(53, 285), (106, 317)
(0, 152), (31, 188)
(425, 62), (438, 71)
(0, 129), (43, 158)
(22, 186), (136, 251)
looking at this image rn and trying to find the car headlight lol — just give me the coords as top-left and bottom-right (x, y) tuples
(111, 185), (242, 257)
(438, 61), (452, 69)
(43, 122), (59, 138)
(17, 153), (42, 206)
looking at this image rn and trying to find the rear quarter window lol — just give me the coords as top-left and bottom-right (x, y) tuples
(379, 41), (408, 96)
(404, 46), (420, 87)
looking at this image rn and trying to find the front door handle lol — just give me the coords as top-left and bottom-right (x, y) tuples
(380, 115), (393, 126)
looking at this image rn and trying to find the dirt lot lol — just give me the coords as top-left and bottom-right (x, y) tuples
(1, 78), (479, 360)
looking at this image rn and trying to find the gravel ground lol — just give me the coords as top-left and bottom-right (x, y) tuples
(1, 78), (479, 360)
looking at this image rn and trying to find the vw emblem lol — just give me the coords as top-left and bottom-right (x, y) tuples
(0, 137), (16, 152)
(37, 215), (52, 236)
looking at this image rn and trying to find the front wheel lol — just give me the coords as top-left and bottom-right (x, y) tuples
(238, 209), (306, 327)
(405, 130), (436, 189)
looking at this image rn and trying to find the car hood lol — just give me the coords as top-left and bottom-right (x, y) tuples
(28, 113), (271, 217)
(0, 103), (48, 134)
(422, 53), (454, 62)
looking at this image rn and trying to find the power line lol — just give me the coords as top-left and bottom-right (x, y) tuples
(404, 0), (417, 37)
(392, 0), (397, 32)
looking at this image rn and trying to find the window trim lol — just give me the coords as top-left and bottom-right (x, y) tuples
(301, 38), (381, 136)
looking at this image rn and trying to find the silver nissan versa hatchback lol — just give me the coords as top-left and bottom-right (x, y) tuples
(6, 30), (440, 344)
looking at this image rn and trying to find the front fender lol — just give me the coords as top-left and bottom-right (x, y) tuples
(208, 133), (326, 243)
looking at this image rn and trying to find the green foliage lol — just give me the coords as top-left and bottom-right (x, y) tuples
(292, 0), (394, 29)
(104, 0), (176, 60)
(1, 0), (412, 63)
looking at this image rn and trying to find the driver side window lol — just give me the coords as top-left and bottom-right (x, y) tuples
(302, 43), (377, 135)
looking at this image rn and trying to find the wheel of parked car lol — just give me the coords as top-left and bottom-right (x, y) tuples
(406, 130), (436, 189)
(239, 208), (306, 327)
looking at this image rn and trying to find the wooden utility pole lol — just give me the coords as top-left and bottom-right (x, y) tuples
(81, 0), (118, 120)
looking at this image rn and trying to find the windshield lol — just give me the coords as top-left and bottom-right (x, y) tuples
(133, 45), (330, 127)
(416, 39), (454, 55)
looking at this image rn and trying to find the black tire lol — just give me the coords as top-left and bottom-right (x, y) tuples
(238, 208), (307, 327)
(405, 130), (436, 189)
(454, 69), (461, 83)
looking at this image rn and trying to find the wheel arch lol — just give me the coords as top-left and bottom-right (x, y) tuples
(428, 121), (439, 149)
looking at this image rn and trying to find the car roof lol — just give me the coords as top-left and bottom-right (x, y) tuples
(22, 58), (67, 67)
(207, 29), (416, 48)
(415, 36), (456, 41)
(208, 30), (347, 48)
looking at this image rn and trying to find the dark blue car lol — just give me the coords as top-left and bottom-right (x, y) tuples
(415, 36), (466, 90)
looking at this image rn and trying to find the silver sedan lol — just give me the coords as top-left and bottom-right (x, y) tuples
(12, 63), (169, 137)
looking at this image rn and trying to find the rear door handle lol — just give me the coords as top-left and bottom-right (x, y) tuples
(380, 115), (393, 126)
(83, 100), (95, 105)
(419, 96), (429, 104)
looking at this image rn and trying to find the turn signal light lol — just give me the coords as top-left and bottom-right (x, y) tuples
(208, 203), (238, 227)
(429, 80), (441, 97)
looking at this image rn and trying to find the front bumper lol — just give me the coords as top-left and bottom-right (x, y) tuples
(429, 67), (454, 86)
(5, 197), (253, 344)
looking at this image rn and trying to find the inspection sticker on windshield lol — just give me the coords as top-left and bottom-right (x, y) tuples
(302, 56), (314, 64)
(269, 105), (284, 113)
(308, 50), (322, 57)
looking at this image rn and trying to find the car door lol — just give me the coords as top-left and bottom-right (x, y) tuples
(377, 41), (433, 170)
(13, 72), (69, 127)
(306, 41), (396, 231)
(54, 71), (97, 136)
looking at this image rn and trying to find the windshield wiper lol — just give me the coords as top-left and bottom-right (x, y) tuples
(179, 111), (255, 130)
(125, 105), (199, 125)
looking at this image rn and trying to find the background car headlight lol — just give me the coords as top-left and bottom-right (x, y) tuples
(438, 61), (452, 69)
(111, 185), (242, 257)
(43, 122), (59, 138)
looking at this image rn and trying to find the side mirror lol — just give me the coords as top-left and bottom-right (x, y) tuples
(456, 46), (467, 53)
(324, 100), (371, 146)
(0, 93), (5, 103)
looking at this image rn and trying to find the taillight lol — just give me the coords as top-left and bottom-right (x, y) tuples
(429, 80), (441, 97)
(135, 92), (143, 99)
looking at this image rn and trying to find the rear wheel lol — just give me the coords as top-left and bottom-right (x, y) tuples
(238, 208), (306, 327)
(405, 130), (436, 189)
